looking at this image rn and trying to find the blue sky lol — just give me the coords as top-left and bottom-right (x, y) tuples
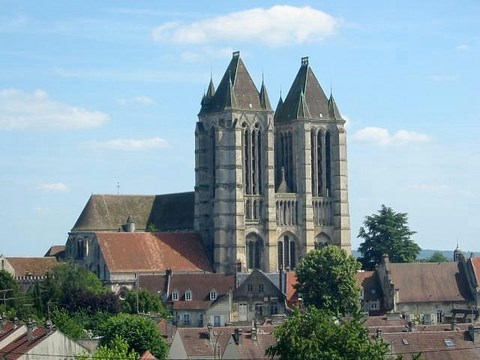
(1, 1), (479, 256)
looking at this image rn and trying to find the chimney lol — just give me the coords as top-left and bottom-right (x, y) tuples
(13, 317), (19, 329)
(122, 215), (135, 232)
(45, 320), (53, 334)
(376, 328), (382, 339)
(469, 324), (480, 343)
(27, 319), (36, 341)
(251, 327), (257, 341)
(233, 328), (243, 345)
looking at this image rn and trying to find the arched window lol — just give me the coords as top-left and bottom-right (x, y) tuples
(315, 233), (331, 249)
(210, 127), (216, 198)
(325, 130), (331, 196)
(277, 234), (297, 270)
(172, 289), (179, 301)
(185, 290), (192, 301)
(246, 234), (263, 270)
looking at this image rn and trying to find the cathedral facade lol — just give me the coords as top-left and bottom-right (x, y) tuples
(194, 51), (350, 274)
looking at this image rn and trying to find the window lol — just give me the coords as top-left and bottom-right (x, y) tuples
(255, 303), (263, 316)
(172, 290), (179, 301)
(278, 235), (297, 270)
(185, 290), (192, 301)
(436, 310), (444, 324)
(183, 314), (190, 325)
(270, 300), (278, 315)
(247, 284), (253, 292)
(258, 283), (264, 293)
(370, 302), (378, 310)
(210, 289), (217, 301)
(214, 315), (221, 326)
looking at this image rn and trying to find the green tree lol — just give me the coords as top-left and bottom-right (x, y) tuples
(266, 307), (389, 360)
(76, 335), (137, 360)
(358, 205), (420, 270)
(427, 251), (449, 263)
(121, 289), (167, 317)
(99, 313), (167, 359)
(295, 245), (361, 315)
(0, 270), (20, 313)
(51, 308), (86, 339)
(53, 262), (105, 295)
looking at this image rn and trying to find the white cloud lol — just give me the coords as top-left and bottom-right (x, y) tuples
(152, 6), (340, 47)
(117, 95), (155, 106)
(0, 88), (109, 130)
(180, 47), (234, 63)
(352, 127), (430, 145)
(38, 182), (70, 193)
(86, 137), (169, 151)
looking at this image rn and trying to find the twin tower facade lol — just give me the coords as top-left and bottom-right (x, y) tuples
(195, 51), (350, 274)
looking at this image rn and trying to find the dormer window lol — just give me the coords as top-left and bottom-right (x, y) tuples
(172, 290), (179, 301)
(185, 290), (192, 301)
(210, 289), (217, 301)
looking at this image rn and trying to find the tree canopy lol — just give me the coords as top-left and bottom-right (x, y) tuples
(266, 307), (389, 360)
(99, 313), (168, 359)
(427, 251), (449, 263)
(294, 245), (361, 315)
(358, 205), (420, 270)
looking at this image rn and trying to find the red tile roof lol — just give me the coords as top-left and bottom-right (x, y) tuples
(6, 257), (58, 277)
(96, 232), (212, 273)
(388, 262), (470, 303)
(382, 330), (479, 360)
(470, 257), (480, 284)
(139, 350), (157, 360)
(0, 326), (50, 360)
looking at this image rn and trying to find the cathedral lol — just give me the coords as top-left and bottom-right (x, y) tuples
(66, 51), (350, 277)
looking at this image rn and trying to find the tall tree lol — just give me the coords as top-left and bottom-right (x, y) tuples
(427, 251), (449, 263)
(76, 336), (137, 360)
(99, 313), (168, 359)
(266, 307), (389, 360)
(294, 245), (361, 315)
(358, 205), (420, 270)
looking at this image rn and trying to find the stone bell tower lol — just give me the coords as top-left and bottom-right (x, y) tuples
(195, 52), (350, 274)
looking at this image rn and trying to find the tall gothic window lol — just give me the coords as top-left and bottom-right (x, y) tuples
(310, 129), (324, 196)
(243, 125), (263, 195)
(247, 235), (263, 270)
(210, 127), (216, 198)
(325, 130), (331, 196)
(275, 131), (295, 192)
(277, 235), (296, 270)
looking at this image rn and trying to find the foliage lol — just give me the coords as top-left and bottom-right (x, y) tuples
(99, 313), (167, 359)
(294, 245), (361, 315)
(358, 205), (420, 270)
(266, 307), (389, 360)
(121, 289), (167, 316)
(51, 308), (86, 340)
(427, 251), (449, 263)
(0, 270), (20, 310)
(61, 288), (120, 315)
(76, 336), (138, 360)
(52, 262), (106, 295)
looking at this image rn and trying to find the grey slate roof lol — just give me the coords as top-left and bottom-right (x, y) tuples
(275, 56), (338, 123)
(71, 192), (194, 232)
(199, 51), (272, 114)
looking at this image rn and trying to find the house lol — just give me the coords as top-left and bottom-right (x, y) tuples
(232, 270), (287, 323)
(139, 272), (235, 327)
(356, 270), (383, 315)
(66, 231), (212, 293)
(0, 318), (90, 359)
(0, 255), (58, 290)
(376, 255), (472, 324)
(167, 324), (276, 359)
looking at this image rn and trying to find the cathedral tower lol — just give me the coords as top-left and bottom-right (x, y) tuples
(195, 52), (350, 274)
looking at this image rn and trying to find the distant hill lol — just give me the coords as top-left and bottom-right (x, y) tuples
(351, 249), (476, 261)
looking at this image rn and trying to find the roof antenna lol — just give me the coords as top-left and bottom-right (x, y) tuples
(117, 181), (120, 195)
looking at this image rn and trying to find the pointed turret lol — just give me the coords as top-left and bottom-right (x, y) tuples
(275, 95), (284, 114)
(200, 51), (263, 114)
(275, 56), (330, 122)
(328, 93), (342, 120)
(200, 78), (216, 114)
(259, 77), (273, 111)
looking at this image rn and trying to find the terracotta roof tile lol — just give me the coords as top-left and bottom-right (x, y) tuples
(6, 257), (58, 277)
(96, 232), (212, 273)
(389, 262), (470, 303)
(470, 257), (480, 284)
(382, 330), (480, 360)
(139, 350), (157, 360)
(0, 326), (50, 359)
(43, 245), (65, 258)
